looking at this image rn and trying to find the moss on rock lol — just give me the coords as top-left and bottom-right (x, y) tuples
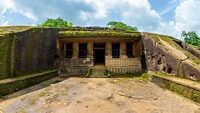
(59, 31), (141, 38)
(0, 27), (58, 79)
(0, 70), (58, 96)
(0, 26), (34, 80)
(0, 34), (13, 79)
(165, 81), (200, 103)
(0, 26), (33, 35)
(151, 72), (200, 103)
(145, 33), (200, 65)
(140, 73), (152, 82)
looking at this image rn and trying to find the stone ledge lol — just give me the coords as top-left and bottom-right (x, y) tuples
(0, 70), (58, 96)
(150, 72), (200, 103)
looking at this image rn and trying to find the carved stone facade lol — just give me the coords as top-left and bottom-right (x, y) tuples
(58, 36), (142, 75)
(56, 28), (200, 79)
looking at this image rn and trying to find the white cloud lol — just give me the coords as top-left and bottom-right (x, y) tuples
(0, 0), (15, 25)
(0, 0), (200, 40)
(121, 0), (161, 31)
(81, 0), (161, 30)
(175, 0), (200, 34)
(0, 0), (161, 28)
(153, 0), (200, 39)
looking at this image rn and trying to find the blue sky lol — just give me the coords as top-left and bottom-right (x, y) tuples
(0, 0), (200, 39)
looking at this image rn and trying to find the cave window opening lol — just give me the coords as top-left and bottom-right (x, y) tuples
(112, 43), (120, 58)
(79, 43), (87, 58)
(126, 42), (134, 58)
(65, 43), (73, 58)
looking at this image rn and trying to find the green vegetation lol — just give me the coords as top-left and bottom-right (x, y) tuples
(165, 79), (200, 103)
(104, 70), (112, 77)
(59, 31), (141, 38)
(182, 31), (200, 48)
(151, 72), (200, 103)
(40, 18), (73, 28)
(0, 26), (32, 36)
(140, 73), (152, 82)
(85, 68), (93, 78)
(0, 70), (58, 96)
(0, 34), (13, 79)
(147, 33), (200, 65)
(107, 21), (137, 32)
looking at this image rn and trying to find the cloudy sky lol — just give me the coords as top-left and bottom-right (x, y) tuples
(0, 0), (200, 39)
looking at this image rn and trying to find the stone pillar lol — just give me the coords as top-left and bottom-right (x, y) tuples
(132, 42), (135, 57)
(73, 42), (79, 59)
(60, 41), (65, 58)
(56, 39), (60, 55)
(106, 42), (112, 59)
(120, 41), (127, 58)
(64, 42), (66, 57)
(87, 42), (93, 58)
(134, 40), (142, 57)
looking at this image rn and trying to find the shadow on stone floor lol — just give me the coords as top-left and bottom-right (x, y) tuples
(0, 76), (68, 102)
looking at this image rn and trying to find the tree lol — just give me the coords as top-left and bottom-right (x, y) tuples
(40, 18), (73, 28)
(181, 31), (200, 48)
(107, 21), (137, 32)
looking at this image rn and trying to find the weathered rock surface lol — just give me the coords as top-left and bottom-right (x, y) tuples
(174, 40), (200, 59)
(0, 77), (199, 113)
(0, 27), (58, 79)
(142, 33), (200, 80)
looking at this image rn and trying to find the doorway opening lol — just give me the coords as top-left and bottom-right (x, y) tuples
(94, 43), (105, 65)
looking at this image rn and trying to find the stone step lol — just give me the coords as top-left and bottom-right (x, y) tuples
(90, 72), (107, 78)
(0, 70), (58, 96)
(90, 65), (108, 78)
(149, 71), (200, 103)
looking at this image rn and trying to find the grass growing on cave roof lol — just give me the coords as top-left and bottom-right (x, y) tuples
(0, 26), (33, 35)
(59, 30), (141, 37)
(146, 33), (200, 65)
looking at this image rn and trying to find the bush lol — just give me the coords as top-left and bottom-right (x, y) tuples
(40, 17), (73, 28)
(182, 31), (200, 48)
(107, 21), (137, 32)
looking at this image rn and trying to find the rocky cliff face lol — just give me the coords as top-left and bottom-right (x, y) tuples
(14, 28), (59, 76)
(0, 27), (58, 79)
(174, 40), (200, 59)
(1, 27), (200, 81)
(142, 33), (200, 81)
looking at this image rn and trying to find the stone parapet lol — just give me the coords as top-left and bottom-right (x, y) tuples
(105, 57), (142, 74)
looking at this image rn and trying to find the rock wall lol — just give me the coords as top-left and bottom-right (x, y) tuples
(0, 28), (58, 79)
(151, 72), (200, 103)
(0, 34), (13, 79)
(174, 40), (200, 59)
(0, 70), (58, 96)
(142, 33), (200, 81)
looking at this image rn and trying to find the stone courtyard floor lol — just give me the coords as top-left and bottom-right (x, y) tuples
(0, 77), (200, 113)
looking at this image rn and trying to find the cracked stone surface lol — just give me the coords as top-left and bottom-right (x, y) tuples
(0, 77), (199, 113)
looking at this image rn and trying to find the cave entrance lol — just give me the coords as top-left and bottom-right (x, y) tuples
(94, 43), (105, 65)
